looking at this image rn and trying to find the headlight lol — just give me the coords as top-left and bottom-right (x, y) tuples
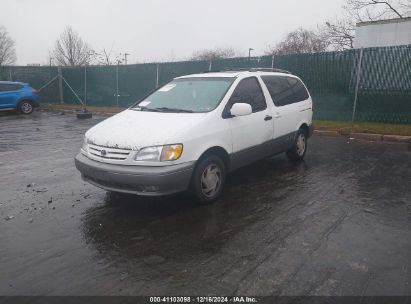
(135, 144), (183, 162)
(81, 136), (88, 152)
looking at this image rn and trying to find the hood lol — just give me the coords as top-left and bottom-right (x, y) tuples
(86, 109), (207, 150)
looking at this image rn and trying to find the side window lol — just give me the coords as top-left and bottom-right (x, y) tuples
(228, 77), (267, 113)
(0, 84), (19, 92)
(290, 78), (310, 103)
(261, 76), (309, 107)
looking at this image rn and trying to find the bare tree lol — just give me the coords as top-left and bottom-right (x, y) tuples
(191, 47), (236, 61)
(400, 0), (411, 13)
(94, 43), (124, 65)
(344, 0), (408, 21)
(267, 28), (330, 55)
(319, 19), (356, 50)
(319, 0), (411, 50)
(0, 25), (16, 66)
(52, 26), (93, 66)
(96, 47), (114, 65)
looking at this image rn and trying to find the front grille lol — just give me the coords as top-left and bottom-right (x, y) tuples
(88, 144), (131, 160)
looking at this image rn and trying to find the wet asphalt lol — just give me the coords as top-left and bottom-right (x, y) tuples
(0, 111), (410, 296)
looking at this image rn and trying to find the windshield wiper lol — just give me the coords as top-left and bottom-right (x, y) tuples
(154, 107), (193, 113)
(131, 106), (160, 112)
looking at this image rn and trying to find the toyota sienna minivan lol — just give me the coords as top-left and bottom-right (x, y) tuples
(75, 69), (313, 203)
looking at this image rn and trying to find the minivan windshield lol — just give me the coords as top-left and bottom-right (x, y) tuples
(132, 77), (234, 113)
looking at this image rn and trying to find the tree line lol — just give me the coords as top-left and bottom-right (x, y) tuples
(1, 0), (410, 67)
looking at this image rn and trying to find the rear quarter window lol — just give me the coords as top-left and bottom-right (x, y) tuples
(261, 76), (309, 107)
(0, 84), (22, 92)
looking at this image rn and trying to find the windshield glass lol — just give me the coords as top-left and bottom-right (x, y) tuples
(132, 77), (234, 113)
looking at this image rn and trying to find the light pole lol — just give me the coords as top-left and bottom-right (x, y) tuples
(248, 48), (254, 63)
(124, 53), (130, 65)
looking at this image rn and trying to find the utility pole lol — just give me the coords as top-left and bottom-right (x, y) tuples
(124, 53), (130, 65)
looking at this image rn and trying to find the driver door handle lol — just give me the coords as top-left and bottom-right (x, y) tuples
(264, 115), (273, 121)
(274, 113), (281, 119)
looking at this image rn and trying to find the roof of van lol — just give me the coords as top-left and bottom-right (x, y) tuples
(176, 69), (295, 79)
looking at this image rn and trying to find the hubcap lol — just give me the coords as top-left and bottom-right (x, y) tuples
(296, 134), (306, 156)
(21, 102), (32, 113)
(200, 164), (222, 198)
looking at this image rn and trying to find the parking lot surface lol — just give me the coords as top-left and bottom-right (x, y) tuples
(0, 111), (410, 296)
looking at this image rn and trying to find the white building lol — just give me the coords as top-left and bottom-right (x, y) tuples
(354, 17), (411, 48)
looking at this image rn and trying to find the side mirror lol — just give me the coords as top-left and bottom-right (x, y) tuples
(230, 103), (252, 117)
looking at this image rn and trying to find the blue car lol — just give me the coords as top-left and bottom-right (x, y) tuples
(0, 81), (40, 114)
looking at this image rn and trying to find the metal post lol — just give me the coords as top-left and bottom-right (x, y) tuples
(116, 63), (119, 107)
(352, 48), (364, 122)
(271, 54), (275, 69)
(156, 63), (159, 88)
(84, 65), (87, 107)
(209, 60), (212, 72)
(58, 67), (64, 104)
(9, 71), (12, 81)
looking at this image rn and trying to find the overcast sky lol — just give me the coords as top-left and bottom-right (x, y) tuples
(2, 0), (345, 65)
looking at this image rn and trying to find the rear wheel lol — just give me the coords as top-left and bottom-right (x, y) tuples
(190, 155), (226, 204)
(19, 100), (34, 114)
(286, 129), (308, 161)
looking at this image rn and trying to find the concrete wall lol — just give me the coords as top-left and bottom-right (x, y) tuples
(354, 18), (411, 48)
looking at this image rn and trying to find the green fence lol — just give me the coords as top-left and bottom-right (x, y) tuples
(1, 45), (410, 123)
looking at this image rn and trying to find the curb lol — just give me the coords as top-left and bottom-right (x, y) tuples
(313, 130), (340, 137)
(314, 130), (411, 144)
(382, 134), (411, 143)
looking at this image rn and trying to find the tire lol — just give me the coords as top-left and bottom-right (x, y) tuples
(286, 129), (308, 161)
(77, 112), (92, 119)
(190, 155), (226, 204)
(19, 100), (34, 115)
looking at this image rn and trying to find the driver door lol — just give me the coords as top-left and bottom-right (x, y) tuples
(225, 77), (274, 170)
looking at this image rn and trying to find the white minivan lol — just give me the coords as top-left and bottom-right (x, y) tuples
(75, 69), (313, 203)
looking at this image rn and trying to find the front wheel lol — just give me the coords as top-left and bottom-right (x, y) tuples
(19, 100), (34, 114)
(190, 155), (226, 204)
(286, 129), (308, 161)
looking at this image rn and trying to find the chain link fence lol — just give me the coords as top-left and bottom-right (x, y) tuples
(1, 45), (410, 123)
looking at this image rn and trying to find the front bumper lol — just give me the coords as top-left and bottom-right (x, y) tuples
(74, 153), (195, 196)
